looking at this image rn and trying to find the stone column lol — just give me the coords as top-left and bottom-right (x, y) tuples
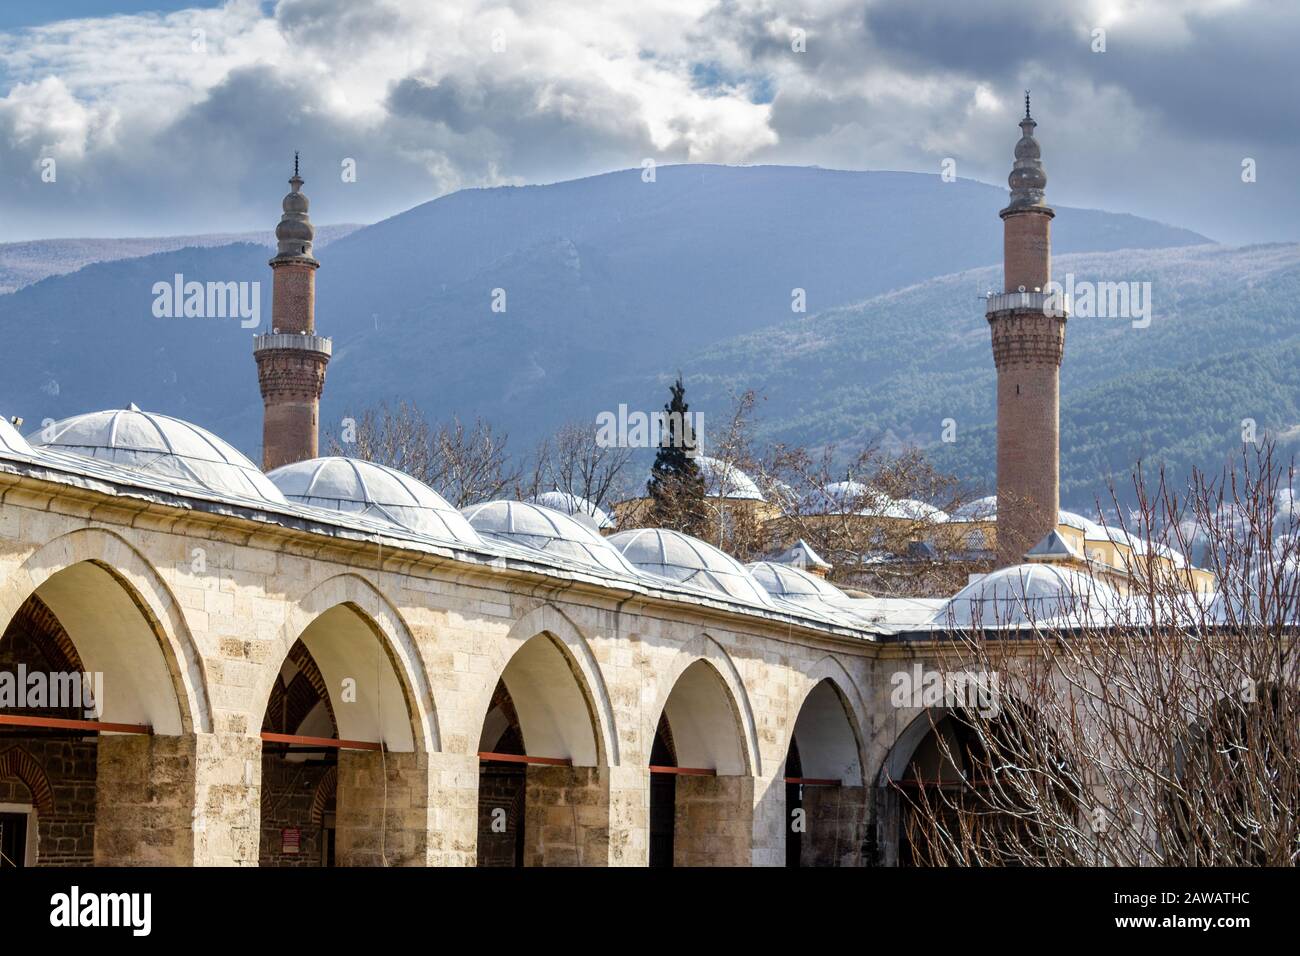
(800, 784), (868, 866)
(94, 732), (260, 866)
(608, 764), (648, 866)
(673, 775), (754, 867)
(750, 771), (785, 867)
(335, 749), (478, 866)
(522, 764), (611, 866)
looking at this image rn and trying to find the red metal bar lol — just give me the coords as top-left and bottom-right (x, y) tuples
(649, 765), (715, 777)
(0, 714), (150, 735)
(477, 751), (572, 767)
(784, 776), (840, 786)
(261, 732), (382, 752)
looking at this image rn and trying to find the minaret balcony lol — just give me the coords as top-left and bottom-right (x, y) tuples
(984, 290), (1070, 319)
(253, 332), (332, 357)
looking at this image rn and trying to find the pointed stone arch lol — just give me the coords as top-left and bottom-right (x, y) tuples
(472, 603), (617, 768)
(0, 747), (55, 816)
(780, 656), (868, 786)
(263, 573), (437, 753)
(645, 632), (759, 777)
(0, 527), (209, 735)
(309, 766), (338, 828)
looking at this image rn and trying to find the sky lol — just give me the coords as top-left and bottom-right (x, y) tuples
(0, 0), (1295, 244)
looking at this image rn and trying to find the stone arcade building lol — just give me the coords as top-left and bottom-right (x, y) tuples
(1, 107), (1076, 868)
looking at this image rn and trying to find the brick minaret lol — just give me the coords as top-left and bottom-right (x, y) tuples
(254, 154), (331, 471)
(986, 94), (1067, 566)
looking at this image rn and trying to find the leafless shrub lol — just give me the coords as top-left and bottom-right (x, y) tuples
(329, 402), (519, 507)
(895, 444), (1299, 866)
(754, 442), (984, 596)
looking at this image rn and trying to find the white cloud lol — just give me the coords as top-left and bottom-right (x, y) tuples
(0, 0), (1293, 242)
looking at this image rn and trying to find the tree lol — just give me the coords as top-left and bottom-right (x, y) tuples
(646, 375), (708, 536)
(329, 402), (519, 507)
(700, 388), (771, 561)
(521, 421), (634, 515)
(894, 444), (1300, 866)
(754, 442), (984, 596)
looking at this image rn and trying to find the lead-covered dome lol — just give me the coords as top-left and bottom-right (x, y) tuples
(696, 456), (765, 501)
(609, 528), (773, 606)
(529, 490), (614, 531)
(29, 405), (287, 503)
(934, 563), (1122, 628)
(268, 457), (480, 544)
(949, 496), (1103, 535)
(1, 415), (35, 459)
(808, 481), (943, 520)
(462, 500), (637, 577)
(808, 480), (884, 515)
(747, 561), (849, 603)
(950, 495), (998, 521)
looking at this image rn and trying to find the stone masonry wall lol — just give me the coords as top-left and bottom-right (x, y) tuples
(673, 775), (754, 867)
(0, 739), (97, 865)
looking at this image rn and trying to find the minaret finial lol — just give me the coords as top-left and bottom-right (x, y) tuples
(1025, 90), (1031, 119)
(293, 151), (300, 179)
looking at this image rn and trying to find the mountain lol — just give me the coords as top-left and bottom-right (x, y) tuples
(0, 164), (1209, 471)
(663, 242), (1300, 509)
(0, 224), (363, 294)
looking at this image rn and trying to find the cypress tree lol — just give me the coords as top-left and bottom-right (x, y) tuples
(647, 375), (707, 535)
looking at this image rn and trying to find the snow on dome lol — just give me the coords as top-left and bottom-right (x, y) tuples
(809, 482), (943, 520)
(934, 563), (1124, 628)
(1, 415), (35, 459)
(609, 528), (773, 606)
(950, 495), (998, 521)
(462, 500), (637, 577)
(268, 457), (480, 544)
(950, 496), (1104, 535)
(747, 561), (848, 602)
(530, 490), (614, 530)
(696, 456), (765, 501)
(29, 405), (287, 503)
(810, 480), (887, 515)
(892, 498), (948, 522)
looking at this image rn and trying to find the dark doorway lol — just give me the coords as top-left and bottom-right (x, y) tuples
(785, 738), (803, 867)
(0, 812), (28, 868)
(477, 680), (527, 867)
(649, 714), (677, 868)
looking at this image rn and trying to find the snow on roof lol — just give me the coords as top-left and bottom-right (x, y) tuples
(530, 490), (615, 530)
(696, 456), (765, 501)
(766, 538), (832, 570)
(811, 481), (945, 520)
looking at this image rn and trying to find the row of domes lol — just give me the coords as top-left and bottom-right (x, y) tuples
(2, 405), (1181, 631)
(0, 405), (862, 621)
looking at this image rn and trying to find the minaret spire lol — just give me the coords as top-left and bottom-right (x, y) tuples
(253, 156), (332, 471)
